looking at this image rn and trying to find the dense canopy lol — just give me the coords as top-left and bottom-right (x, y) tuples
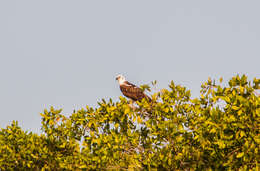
(0, 75), (259, 170)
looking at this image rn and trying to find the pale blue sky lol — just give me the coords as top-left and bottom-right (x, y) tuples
(0, 1), (259, 133)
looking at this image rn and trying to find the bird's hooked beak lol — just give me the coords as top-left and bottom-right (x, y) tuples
(116, 77), (119, 81)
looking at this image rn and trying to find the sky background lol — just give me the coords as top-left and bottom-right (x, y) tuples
(0, 1), (259, 133)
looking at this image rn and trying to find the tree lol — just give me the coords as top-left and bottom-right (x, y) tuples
(0, 75), (259, 170)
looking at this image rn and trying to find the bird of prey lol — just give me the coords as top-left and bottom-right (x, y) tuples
(116, 75), (151, 102)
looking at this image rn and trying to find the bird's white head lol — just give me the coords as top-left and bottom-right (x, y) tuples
(116, 74), (126, 85)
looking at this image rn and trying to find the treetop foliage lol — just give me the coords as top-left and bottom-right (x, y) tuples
(0, 75), (259, 170)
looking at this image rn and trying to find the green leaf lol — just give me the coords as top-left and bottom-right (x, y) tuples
(232, 106), (240, 110)
(219, 77), (223, 83)
(236, 152), (244, 158)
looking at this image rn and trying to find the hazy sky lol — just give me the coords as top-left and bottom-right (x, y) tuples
(0, 1), (259, 133)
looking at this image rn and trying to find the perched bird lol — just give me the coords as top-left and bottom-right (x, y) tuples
(116, 75), (151, 102)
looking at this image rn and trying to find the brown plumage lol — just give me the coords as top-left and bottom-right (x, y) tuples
(116, 75), (151, 102)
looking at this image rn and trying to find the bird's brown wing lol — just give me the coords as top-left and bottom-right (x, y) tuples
(120, 82), (150, 101)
